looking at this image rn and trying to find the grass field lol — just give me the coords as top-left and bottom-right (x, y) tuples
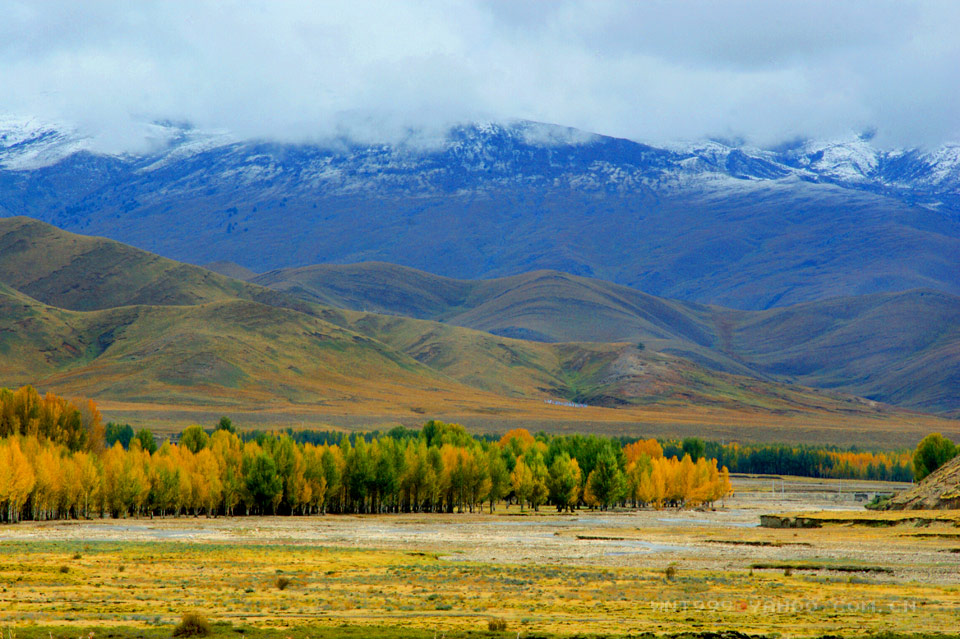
(1, 477), (958, 639)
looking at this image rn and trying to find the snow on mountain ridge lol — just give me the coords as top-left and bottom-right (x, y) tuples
(0, 115), (95, 170)
(1, 114), (958, 200)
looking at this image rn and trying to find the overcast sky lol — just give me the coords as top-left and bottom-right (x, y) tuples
(2, 0), (958, 150)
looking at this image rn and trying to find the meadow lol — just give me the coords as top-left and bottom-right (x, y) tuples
(1, 477), (958, 639)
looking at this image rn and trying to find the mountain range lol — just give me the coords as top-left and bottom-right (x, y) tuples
(0, 116), (957, 443)
(2, 116), (959, 310)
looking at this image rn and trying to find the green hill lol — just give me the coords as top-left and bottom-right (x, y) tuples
(249, 262), (715, 343)
(0, 277), (875, 419)
(250, 261), (960, 413)
(1, 216), (956, 446)
(0, 281), (461, 408)
(0, 216), (308, 313)
(717, 290), (960, 412)
(326, 306), (900, 415)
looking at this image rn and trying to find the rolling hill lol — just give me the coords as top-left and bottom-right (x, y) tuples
(0, 268), (458, 409)
(716, 290), (960, 413)
(0, 216), (310, 313)
(2, 217), (954, 446)
(245, 262), (719, 347)
(222, 261), (960, 414)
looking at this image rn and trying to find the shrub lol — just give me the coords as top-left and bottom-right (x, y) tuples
(72, 552), (82, 560)
(59, 565), (70, 574)
(180, 425), (210, 454)
(784, 568), (793, 577)
(136, 428), (158, 454)
(275, 576), (291, 591)
(173, 612), (211, 637)
(681, 438), (705, 462)
(488, 617), (508, 632)
(664, 565), (677, 581)
(913, 433), (957, 481)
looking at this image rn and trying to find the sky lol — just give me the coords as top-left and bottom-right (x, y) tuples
(2, 0), (959, 151)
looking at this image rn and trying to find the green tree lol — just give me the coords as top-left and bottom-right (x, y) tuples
(180, 425), (209, 453)
(243, 451), (283, 514)
(682, 437), (705, 462)
(268, 434), (302, 514)
(587, 449), (625, 510)
(525, 449), (550, 511)
(344, 437), (375, 513)
(105, 422), (135, 449)
(548, 452), (581, 512)
(486, 448), (509, 512)
(421, 420), (473, 448)
(135, 428), (157, 454)
(463, 446), (490, 513)
(217, 416), (235, 433)
(913, 433), (957, 481)
(511, 456), (534, 511)
(320, 446), (342, 513)
(373, 439), (400, 513)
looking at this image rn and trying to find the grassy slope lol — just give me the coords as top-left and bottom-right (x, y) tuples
(0, 282), (477, 410)
(0, 216), (310, 313)
(203, 260), (259, 281)
(1, 217), (957, 444)
(249, 262), (757, 380)
(719, 289), (960, 411)
(328, 307), (887, 414)
(0, 279), (886, 420)
(250, 262), (716, 343)
(250, 261), (960, 413)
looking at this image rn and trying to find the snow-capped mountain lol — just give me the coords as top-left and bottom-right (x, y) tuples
(2, 115), (958, 199)
(1, 116), (958, 309)
(0, 115), (95, 171)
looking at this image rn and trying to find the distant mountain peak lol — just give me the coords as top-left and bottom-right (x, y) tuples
(0, 114), (93, 170)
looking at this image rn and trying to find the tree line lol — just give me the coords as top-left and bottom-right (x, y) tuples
(223, 428), (915, 483)
(5, 384), (947, 524)
(669, 440), (916, 483)
(0, 386), (734, 522)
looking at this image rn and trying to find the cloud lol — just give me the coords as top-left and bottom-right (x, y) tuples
(1, 0), (958, 150)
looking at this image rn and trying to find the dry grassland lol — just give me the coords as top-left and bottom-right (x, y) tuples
(0, 477), (958, 639)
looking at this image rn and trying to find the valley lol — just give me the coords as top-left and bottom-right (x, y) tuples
(4, 6), (960, 639)
(0, 217), (957, 446)
(1, 476), (957, 638)
(230, 261), (960, 414)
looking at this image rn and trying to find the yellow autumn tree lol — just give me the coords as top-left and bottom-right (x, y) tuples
(0, 438), (36, 522)
(511, 455), (534, 511)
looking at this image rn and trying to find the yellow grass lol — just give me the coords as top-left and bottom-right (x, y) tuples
(2, 501), (960, 638)
(764, 509), (960, 525)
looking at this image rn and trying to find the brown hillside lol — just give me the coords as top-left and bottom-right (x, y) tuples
(886, 455), (960, 510)
(1, 216), (958, 445)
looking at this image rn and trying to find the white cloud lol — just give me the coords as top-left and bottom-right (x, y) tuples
(1, 0), (958, 150)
